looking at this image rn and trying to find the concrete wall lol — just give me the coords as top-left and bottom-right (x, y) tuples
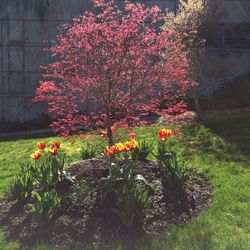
(0, 0), (250, 123)
(0, 0), (178, 122)
(199, 1), (250, 95)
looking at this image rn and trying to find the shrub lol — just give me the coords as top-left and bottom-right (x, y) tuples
(157, 140), (190, 187)
(112, 184), (152, 228)
(131, 139), (153, 161)
(34, 153), (69, 191)
(80, 143), (97, 160)
(26, 190), (61, 226)
(30, 141), (73, 191)
(101, 156), (152, 227)
(101, 160), (151, 188)
(182, 123), (214, 147)
(12, 141), (73, 225)
(163, 0), (221, 112)
(11, 163), (34, 202)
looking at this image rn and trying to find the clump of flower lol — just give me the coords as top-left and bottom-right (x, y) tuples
(104, 140), (138, 158)
(12, 140), (74, 227)
(156, 128), (189, 187)
(158, 129), (173, 141)
(30, 141), (61, 160)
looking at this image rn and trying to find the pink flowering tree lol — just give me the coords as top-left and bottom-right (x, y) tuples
(34, 0), (192, 145)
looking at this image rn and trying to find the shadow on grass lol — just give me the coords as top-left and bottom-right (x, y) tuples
(205, 116), (250, 156)
(0, 132), (56, 143)
(181, 118), (250, 165)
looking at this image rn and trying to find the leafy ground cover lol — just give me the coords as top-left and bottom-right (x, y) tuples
(0, 116), (250, 249)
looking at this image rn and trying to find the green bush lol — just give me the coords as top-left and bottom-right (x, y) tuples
(157, 141), (189, 187)
(182, 124), (213, 147)
(131, 138), (153, 161)
(112, 184), (151, 228)
(26, 190), (61, 226)
(101, 161), (152, 227)
(101, 162), (151, 192)
(11, 144), (73, 225)
(11, 163), (34, 202)
(35, 154), (72, 191)
(80, 142), (97, 160)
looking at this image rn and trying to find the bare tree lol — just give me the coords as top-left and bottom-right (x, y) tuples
(163, 0), (222, 113)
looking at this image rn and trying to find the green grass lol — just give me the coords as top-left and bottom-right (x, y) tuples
(0, 117), (250, 250)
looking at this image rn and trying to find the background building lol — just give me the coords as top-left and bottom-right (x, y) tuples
(200, 0), (250, 95)
(0, 0), (250, 123)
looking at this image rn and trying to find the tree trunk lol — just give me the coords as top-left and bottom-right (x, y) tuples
(106, 109), (114, 146)
(107, 124), (114, 146)
(191, 54), (202, 114)
(192, 87), (200, 113)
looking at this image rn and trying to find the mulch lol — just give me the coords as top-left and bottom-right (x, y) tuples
(0, 159), (212, 249)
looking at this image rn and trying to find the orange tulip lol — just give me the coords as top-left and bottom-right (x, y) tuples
(104, 147), (110, 157)
(104, 139), (139, 158)
(51, 142), (60, 149)
(124, 141), (131, 151)
(49, 147), (58, 156)
(114, 143), (126, 153)
(158, 129), (172, 141)
(129, 140), (138, 150)
(129, 132), (136, 139)
(37, 141), (46, 150)
(31, 151), (42, 160)
(104, 146), (115, 157)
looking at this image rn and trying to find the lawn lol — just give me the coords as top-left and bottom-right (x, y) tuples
(0, 116), (250, 250)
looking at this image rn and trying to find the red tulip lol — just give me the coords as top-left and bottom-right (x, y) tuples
(158, 129), (172, 141)
(37, 141), (46, 150)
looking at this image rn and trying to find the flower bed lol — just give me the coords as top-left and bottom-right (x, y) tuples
(0, 129), (212, 248)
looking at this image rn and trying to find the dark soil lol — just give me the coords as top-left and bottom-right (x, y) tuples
(0, 159), (212, 249)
